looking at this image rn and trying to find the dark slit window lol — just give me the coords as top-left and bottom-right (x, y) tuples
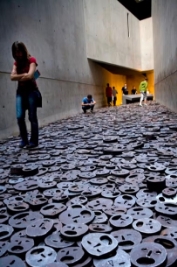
(127, 13), (130, 38)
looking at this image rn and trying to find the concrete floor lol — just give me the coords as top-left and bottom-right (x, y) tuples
(0, 101), (177, 266)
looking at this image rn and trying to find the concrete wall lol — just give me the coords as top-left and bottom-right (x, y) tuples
(152, 0), (177, 110)
(140, 18), (154, 71)
(84, 0), (154, 72)
(84, 0), (142, 70)
(0, 0), (155, 140)
(0, 0), (114, 139)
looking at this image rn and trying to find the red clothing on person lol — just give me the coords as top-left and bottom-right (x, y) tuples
(14, 57), (38, 72)
(106, 86), (112, 97)
(14, 57), (38, 88)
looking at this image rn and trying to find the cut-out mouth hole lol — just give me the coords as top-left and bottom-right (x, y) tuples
(164, 203), (176, 209)
(14, 206), (26, 210)
(43, 205), (54, 210)
(0, 215), (7, 219)
(171, 175), (177, 178)
(60, 195), (67, 198)
(119, 241), (134, 247)
(72, 205), (82, 209)
(167, 188), (175, 192)
(93, 227), (104, 231)
(133, 208), (143, 211)
(79, 197), (86, 200)
(95, 211), (101, 216)
(65, 231), (77, 235)
(137, 257), (155, 265)
(27, 185), (37, 189)
(112, 215), (121, 220)
(61, 256), (74, 263)
(125, 189), (134, 193)
(14, 213), (27, 219)
(129, 175), (137, 179)
(150, 201), (157, 205)
(155, 238), (174, 248)
(122, 195), (132, 200)
(15, 197), (23, 201)
(83, 191), (91, 195)
(36, 195), (43, 198)
(11, 245), (23, 251)
(38, 198), (46, 202)
(0, 231), (9, 237)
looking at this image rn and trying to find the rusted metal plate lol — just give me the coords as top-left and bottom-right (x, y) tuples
(26, 246), (57, 267)
(130, 242), (167, 267)
(57, 246), (85, 266)
(82, 233), (118, 257)
(111, 229), (142, 252)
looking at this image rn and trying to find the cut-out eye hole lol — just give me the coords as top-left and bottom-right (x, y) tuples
(136, 222), (143, 227)
(46, 249), (54, 257)
(100, 235), (112, 245)
(159, 197), (165, 202)
(155, 250), (162, 255)
(141, 248), (148, 251)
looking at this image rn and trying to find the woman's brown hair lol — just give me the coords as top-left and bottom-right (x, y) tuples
(11, 41), (30, 61)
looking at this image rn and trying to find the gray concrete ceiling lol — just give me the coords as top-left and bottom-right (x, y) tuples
(95, 60), (148, 77)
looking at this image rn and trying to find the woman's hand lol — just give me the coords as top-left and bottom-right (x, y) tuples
(11, 63), (36, 81)
(20, 73), (29, 81)
(20, 63), (36, 81)
(10, 65), (25, 81)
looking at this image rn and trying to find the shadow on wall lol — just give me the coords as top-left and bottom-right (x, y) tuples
(87, 59), (110, 107)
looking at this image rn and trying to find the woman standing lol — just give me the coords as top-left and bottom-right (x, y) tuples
(11, 41), (39, 148)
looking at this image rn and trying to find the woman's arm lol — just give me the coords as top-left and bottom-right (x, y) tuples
(20, 63), (36, 81)
(10, 65), (25, 81)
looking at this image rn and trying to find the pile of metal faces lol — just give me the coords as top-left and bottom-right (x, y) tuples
(1, 102), (177, 266)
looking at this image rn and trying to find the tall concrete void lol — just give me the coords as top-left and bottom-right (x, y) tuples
(0, 0), (174, 139)
(152, 0), (177, 111)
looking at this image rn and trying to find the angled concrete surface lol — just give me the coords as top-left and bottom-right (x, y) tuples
(152, 0), (177, 111)
(84, 0), (153, 71)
